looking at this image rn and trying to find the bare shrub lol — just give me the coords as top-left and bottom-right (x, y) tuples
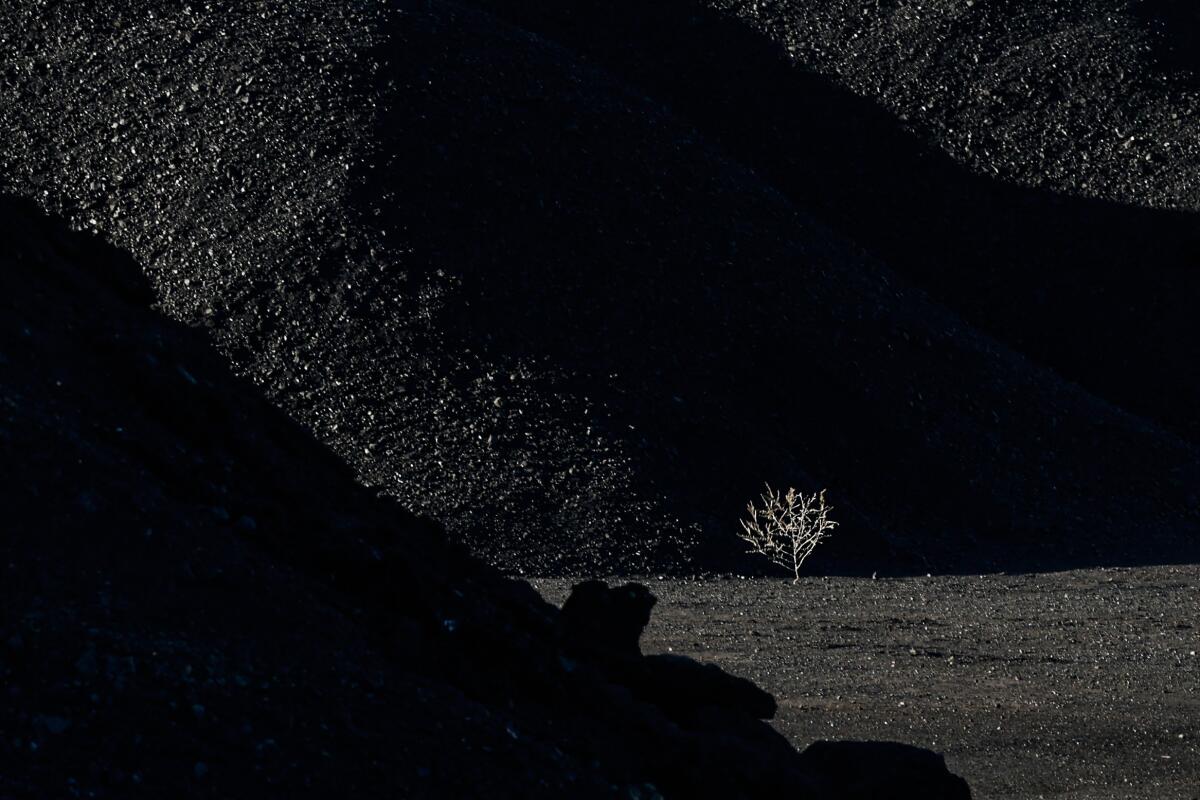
(738, 485), (837, 583)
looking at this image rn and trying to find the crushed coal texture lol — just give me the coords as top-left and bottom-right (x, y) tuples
(466, 0), (1200, 476)
(1, 0), (1198, 576)
(0, 196), (972, 798)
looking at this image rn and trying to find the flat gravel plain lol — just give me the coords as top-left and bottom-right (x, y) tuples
(537, 568), (1200, 799)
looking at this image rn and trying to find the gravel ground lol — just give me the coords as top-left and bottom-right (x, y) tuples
(537, 568), (1200, 799)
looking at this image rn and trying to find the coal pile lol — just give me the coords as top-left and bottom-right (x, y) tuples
(1, 0), (1196, 576)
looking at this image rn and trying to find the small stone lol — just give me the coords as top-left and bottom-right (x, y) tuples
(34, 715), (71, 735)
(75, 648), (99, 676)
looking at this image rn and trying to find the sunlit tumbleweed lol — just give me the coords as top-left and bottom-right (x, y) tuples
(738, 485), (837, 583)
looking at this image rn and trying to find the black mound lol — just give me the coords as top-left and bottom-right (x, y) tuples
(0, 196), (971, 798)
(2, 0), (1197, 575)
(472, 0), (1200, 443)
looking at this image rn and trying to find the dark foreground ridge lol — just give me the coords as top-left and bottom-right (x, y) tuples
(0, 196), (970, 797)
(1, 0), (1197, 576)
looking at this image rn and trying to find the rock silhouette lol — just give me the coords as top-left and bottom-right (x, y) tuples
(0, 196), (970, 797)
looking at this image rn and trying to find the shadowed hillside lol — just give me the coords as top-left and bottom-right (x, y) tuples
(469, 0), (1200, 444)
(1, 0), (1197, 575)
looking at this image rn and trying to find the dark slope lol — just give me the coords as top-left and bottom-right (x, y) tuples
(0, 195), (615, 798)
(731, 0), (1200, 441)
(467, 0), (1200, 445)
(2, 0), (1198, 575)
(0, 196), (974, 798)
